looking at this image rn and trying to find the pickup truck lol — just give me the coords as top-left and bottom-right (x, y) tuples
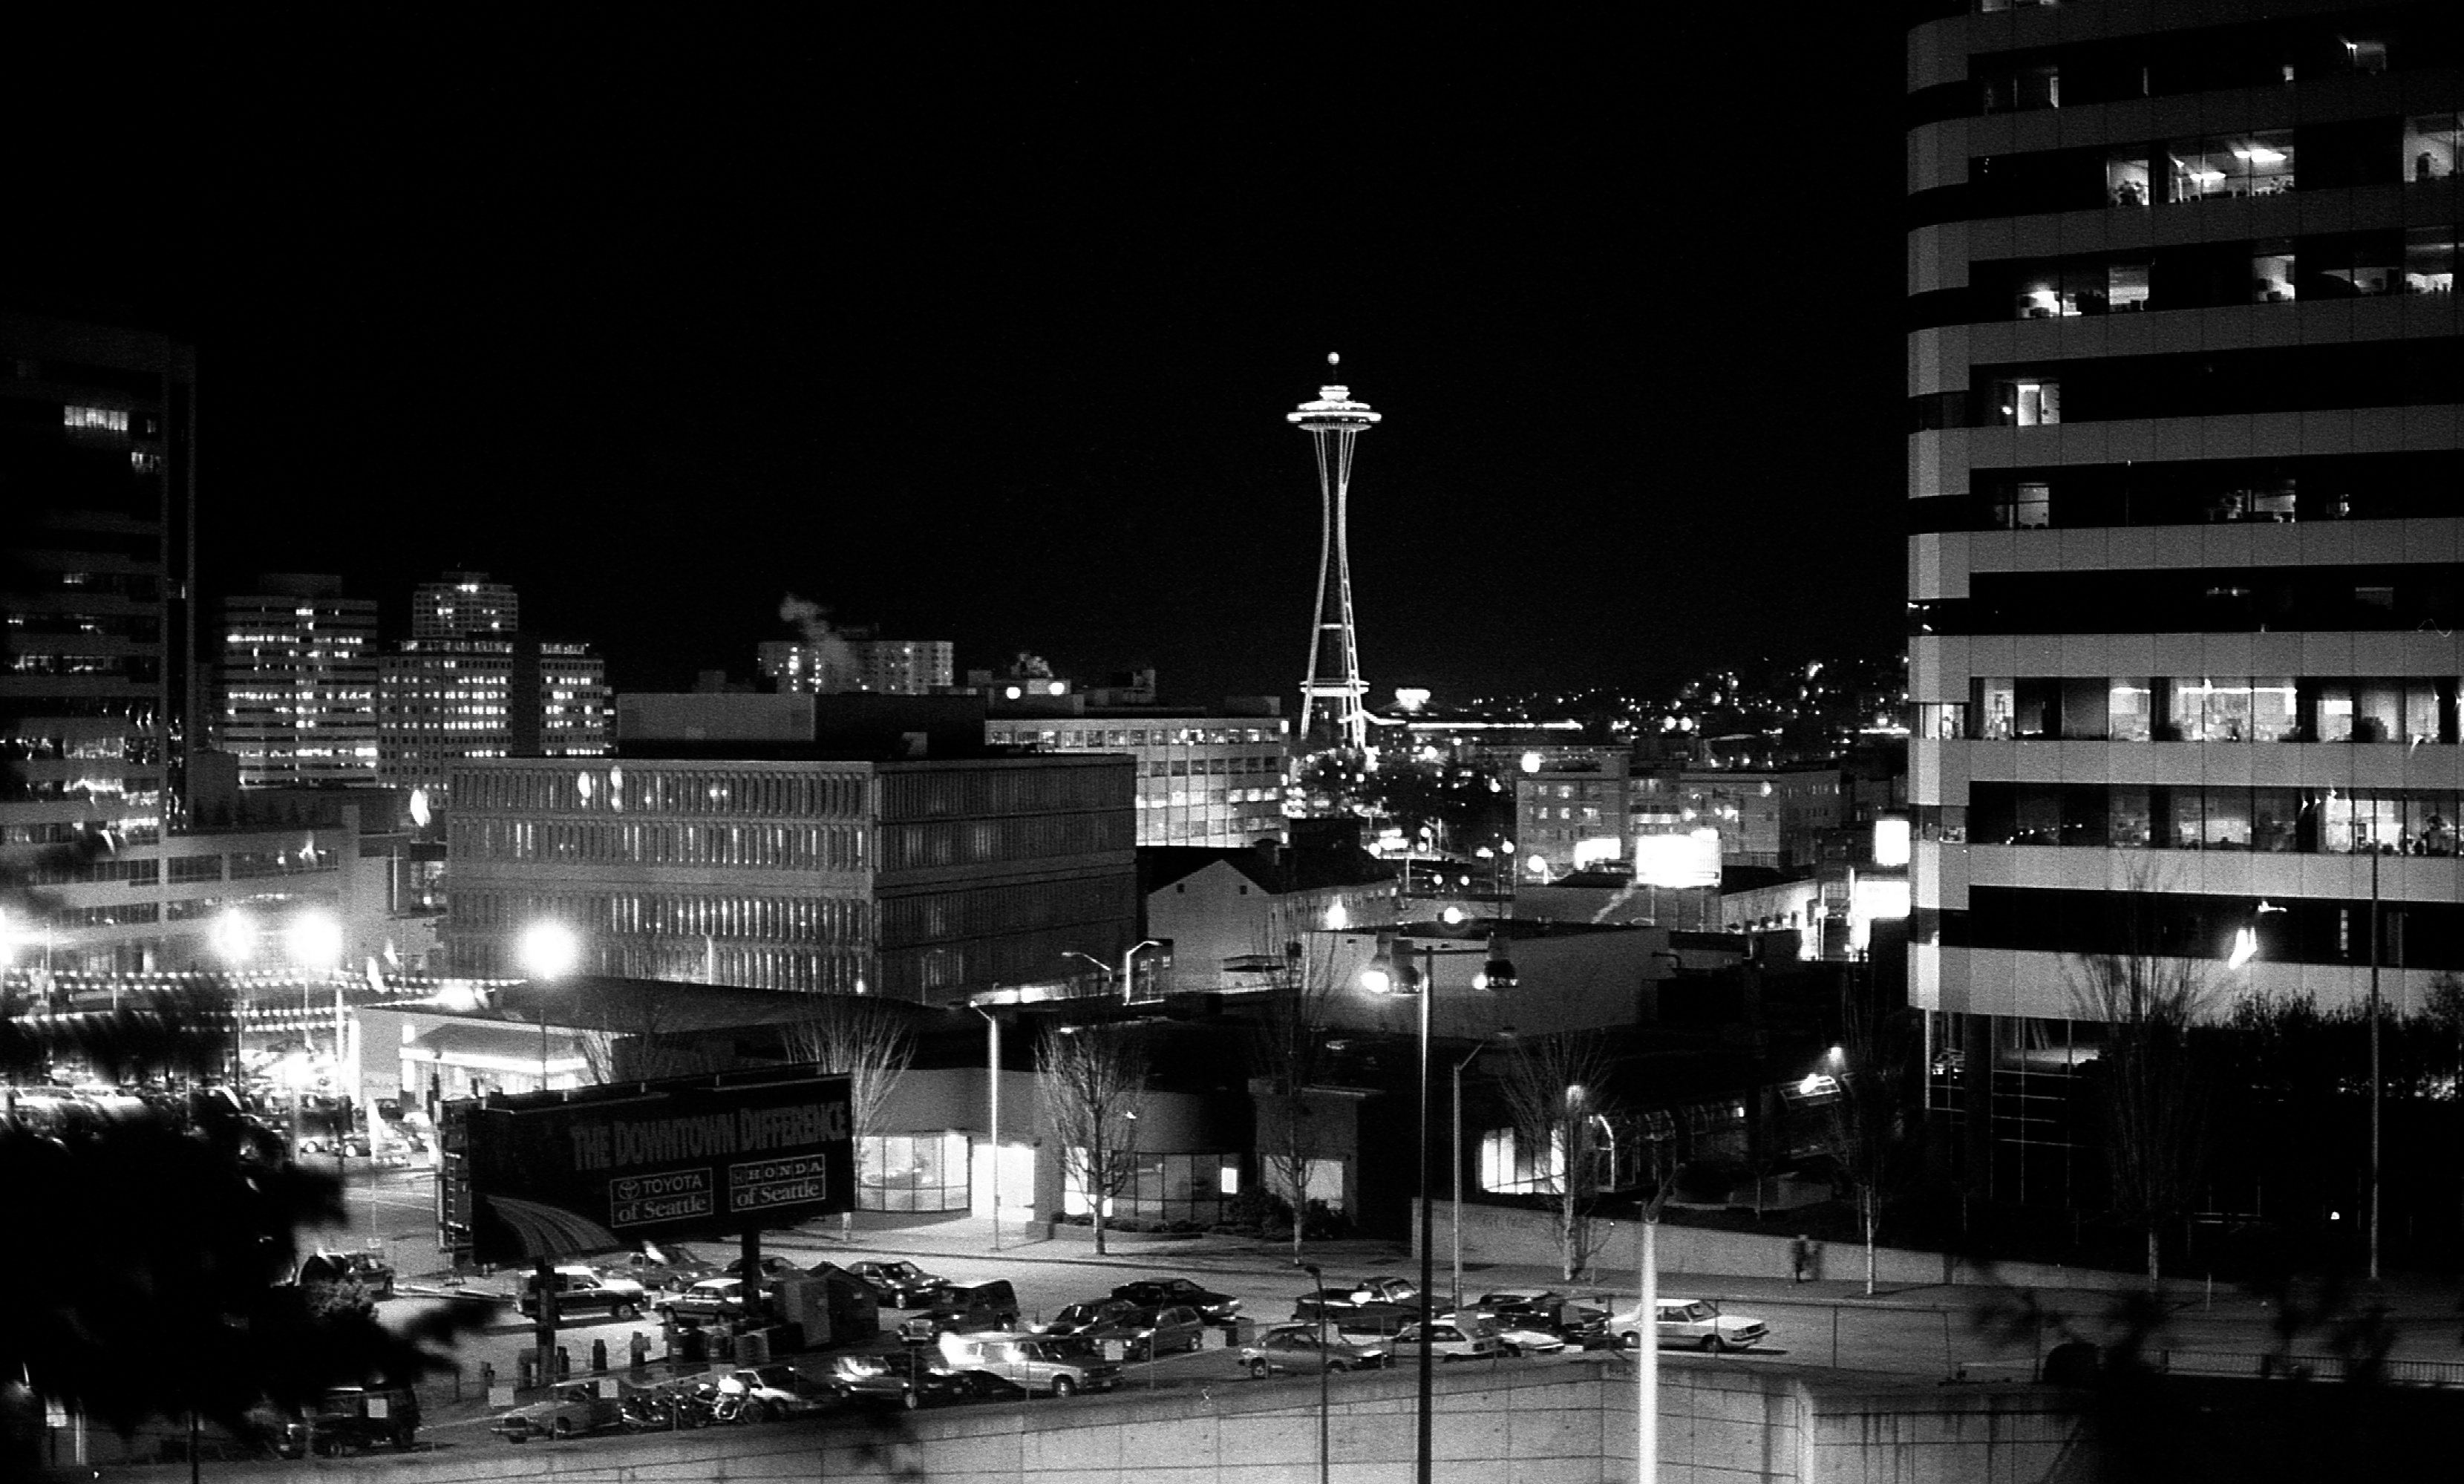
(491, 1382), (624, 1442)
(1291, 1276), (1423, 1332)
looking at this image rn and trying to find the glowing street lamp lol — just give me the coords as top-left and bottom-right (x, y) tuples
(519, 921), (583, 1091)
(211, 909), (258, 967)
(285, 911), (343, 973)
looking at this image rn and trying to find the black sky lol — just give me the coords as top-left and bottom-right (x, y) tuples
(26, 13), (1909, 706)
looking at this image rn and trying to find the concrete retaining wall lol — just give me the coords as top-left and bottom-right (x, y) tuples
(87, 1357), (2089, 1484)
(1435, 1201), (2151, 1296)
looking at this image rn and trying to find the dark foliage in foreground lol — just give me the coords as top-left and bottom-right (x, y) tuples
(0, 1095), (478, 1454)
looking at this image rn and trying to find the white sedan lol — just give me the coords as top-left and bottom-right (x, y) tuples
(1607, 1298), (1768, 1353)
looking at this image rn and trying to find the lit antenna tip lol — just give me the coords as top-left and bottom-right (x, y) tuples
(1327, 352), (1339, 367)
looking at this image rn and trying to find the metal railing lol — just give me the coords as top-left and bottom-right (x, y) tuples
(2155, 1350), (2464, 1388)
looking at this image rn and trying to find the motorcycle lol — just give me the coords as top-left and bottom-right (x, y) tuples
(619, 1385), (718, 1431)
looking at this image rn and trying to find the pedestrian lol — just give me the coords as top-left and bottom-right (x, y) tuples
(630, 1330), (652, 1371)
(1791, 1235), (1810, 1284)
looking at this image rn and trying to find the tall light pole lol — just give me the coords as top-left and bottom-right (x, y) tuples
(1362, 935), (1437, 1484)
(285, 911), (344, 1154)
(1298, 1261), (1330, 1484)
(1064, 938), (1161, 1003)
(2367, 843), (2381, 1281)
(518, 921), (581, 1091)
(974, 1006), (1003, 1252)
(1451, 1027), (1514, 1310)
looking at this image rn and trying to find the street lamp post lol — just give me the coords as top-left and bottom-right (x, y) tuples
(1064, 938), (1162, 1003)
(515, 919), (581, 1390)
(1362, 926), (1519, 1484)
(1299, 1261), (1330, 1484)
(1451, 1028), (1514, 1310)
(1363, 936), (1437, 1484)
(974, 1006), (1003, 1252)
(2367, 845), (2382, 1282)
(518, 921), (582, 1092)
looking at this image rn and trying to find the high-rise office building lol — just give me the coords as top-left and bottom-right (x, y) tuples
(1, 311), (194, 864)
(3, 312), (365, 974)
(412, 572), (517, 642)
(1906, 1), (2463, 1206)
(756, 634), (954, 695)
(216, 575), (379, 787)
(378, 573), (608, 800)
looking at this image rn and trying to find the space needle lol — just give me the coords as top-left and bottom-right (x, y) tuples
(1288, 354), (1381, 754)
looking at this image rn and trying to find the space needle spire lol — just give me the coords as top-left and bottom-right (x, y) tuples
(1288, 353), (1381, 754)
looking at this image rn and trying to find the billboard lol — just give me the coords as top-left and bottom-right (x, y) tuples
(1633, 829), (1722, 889)
(444, 1068), (854, 1266)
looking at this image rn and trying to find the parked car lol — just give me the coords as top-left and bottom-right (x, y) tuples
(936, 1330), (1121, 1396)
(662, 1276), (754, 1324)
(1291, 1278), (1416, 1332)
(1039, 1298), (1140, 1338)
(718, 1255), (804, 1283)
(707, 1364), (831, 1422)
(898, 1279), (1021, 1341)
(1475, 1289), (1610, 1349)
(300, 1385), (420, 1454)
(1393, 1316), (1506, 1362)
(519, 1266), (649, 1321)
(1110, 1276), (1243, 1324)
(1239, 1322), (1392, 1378)
(491, 1382), (625, 1442)
(298, 1249), (396, 1300)
(1077, 1303), (1208, 1359)
(829, 1351), (1029, 1410)
(1607, 1298), (1769, 1353)
(847, 1259), (951, 1307)
(1478, 1313), (1569, 1356)
(593, 1242), (719, 1293)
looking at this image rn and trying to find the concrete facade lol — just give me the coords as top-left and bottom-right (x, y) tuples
(102, 1357), (2088, 1483)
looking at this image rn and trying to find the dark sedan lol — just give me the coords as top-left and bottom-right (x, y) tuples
(1077, 1303), (1208, 1359)
(1111, 1277), (1241, 1324)
(830, 1352), (1029, 1411)
(847, 1260), (950, 1308)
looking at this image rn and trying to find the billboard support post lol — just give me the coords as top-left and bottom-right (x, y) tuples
(532, 1257), (557, 1392)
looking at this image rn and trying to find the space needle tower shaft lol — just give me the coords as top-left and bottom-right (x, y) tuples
(1289, 353), (1380, 754)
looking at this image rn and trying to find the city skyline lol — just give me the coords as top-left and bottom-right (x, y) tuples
(15, 15), (1907, 708)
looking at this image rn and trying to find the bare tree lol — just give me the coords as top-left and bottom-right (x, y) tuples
(2066, 903), (2220, 1291)
(1037, 1024), (1150, 1255)
(780, 995), (916, 1240)
(1495, 1030), (1619, 1281)
(575, 989), (715, 1087)
(1813, 1001), (1924, 1295)
(1247, 934), (1342, 1258)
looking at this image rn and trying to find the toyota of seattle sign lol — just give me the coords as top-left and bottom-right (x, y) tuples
(451, 1070), (854, 1264)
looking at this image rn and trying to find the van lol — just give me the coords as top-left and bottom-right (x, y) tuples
(303, 1385), (421, 1454)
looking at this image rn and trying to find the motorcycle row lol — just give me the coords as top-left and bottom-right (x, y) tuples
(618, 1379), (763, 1431)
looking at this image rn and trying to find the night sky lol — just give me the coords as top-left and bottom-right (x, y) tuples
(25, 15), (1908, 707)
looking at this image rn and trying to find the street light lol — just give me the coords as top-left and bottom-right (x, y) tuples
(973, 1004), (1004, 1252)
(1298, 1261), (1331, 1484)
(518, 920), (581, 1091)
(1451, 1027), (1514, 1310)
(1362, 934), (1437, 1484)
(1064, 939), (1163, 1003)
